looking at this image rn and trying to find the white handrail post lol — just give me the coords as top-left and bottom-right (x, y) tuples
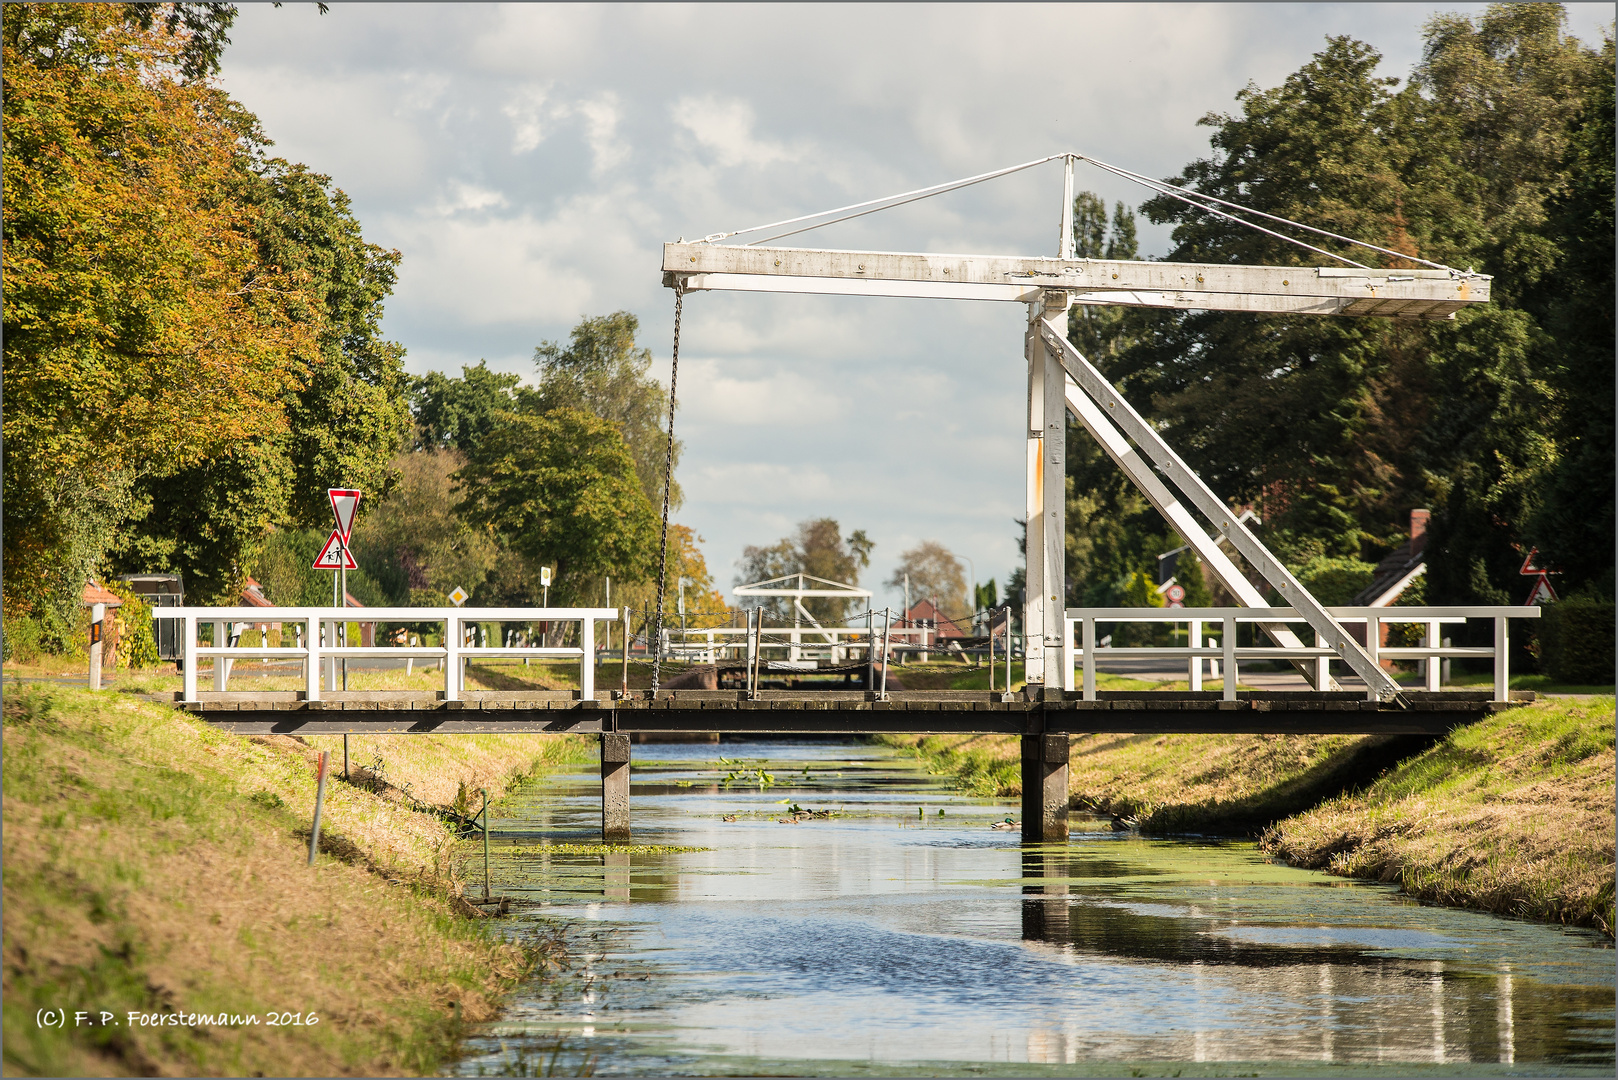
(1082, 617), (1097, 701)
(1188, 618), (1203, 691)
(304, 616), (320, 702)
(1314, 624), (1331, 692)
(213, 619), (227, 691)
(1365, 615), (1380, 702)
(1425, 620), (1442, 692)
(445, 613), (460, 701)
(580, 616), (595, 699)
(1222, 617), (1237, 701)
(182, 615), (198, 703)
(1494, 615), (1509, 701)
(1063, 617), (1076, 692)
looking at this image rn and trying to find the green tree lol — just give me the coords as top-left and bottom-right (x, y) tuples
(350, 450), (500, 606)
(526, 312), (681, 508)
(411, 361), (523, 454)
(454, 409), (658, 604)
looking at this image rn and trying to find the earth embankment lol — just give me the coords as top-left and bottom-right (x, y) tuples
(1, 685), (590, 1077)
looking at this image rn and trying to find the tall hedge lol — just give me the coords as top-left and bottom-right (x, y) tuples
(1537, 597), (1616, 685)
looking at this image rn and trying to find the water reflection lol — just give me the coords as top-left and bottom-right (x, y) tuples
(456, 741), (1614, 1077)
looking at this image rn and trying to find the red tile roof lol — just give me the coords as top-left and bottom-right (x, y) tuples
(82, 581), (124, 607)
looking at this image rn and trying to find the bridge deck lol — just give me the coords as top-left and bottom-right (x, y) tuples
(168, 689), (1529, 736)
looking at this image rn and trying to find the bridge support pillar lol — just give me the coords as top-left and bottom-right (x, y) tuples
(601, 734), (631, 842)
(1021, 732), (1069, 842)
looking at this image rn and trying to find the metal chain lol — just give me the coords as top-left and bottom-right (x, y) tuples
(650, 284), (683, 694)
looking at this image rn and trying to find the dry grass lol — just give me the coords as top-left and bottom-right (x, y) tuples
(1, 685), (589, 1076)
(1262, 696), (1616, 935)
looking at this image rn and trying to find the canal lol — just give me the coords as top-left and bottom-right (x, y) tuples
(453, 740), (1614, 1077)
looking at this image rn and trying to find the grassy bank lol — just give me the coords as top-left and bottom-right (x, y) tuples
(882, 697), (1615, 935)
(1, 684), (592, 1077)
(1262, 696), (1615, 935)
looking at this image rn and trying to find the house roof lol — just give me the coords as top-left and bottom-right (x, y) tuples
(902, 597), (968, 638)
(1351, 539), (1426, 607)
(82, 581), (124, 608)
(240, 577), (274, 608)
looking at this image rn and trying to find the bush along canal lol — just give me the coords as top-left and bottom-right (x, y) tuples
(456, 739), (1614, 1077)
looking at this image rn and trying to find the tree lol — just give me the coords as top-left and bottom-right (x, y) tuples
(886, 541), (968, 621)
(454, 408), (658, 605)
(116, 160), (411, 601)
(350, 450), (500, 606)
(1076, 9), (1610, 617)
(3, 4), (310, 633)
(411, 361), (523, 454)
(735, 518), (873, 623)
(526, 312), (681, 509)
(1522, 38), (1615, 596)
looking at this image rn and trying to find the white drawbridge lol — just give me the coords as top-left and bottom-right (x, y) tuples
(663, 153), (1493, 703)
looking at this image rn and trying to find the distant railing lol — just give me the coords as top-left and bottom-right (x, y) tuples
(662, 624), (935, 663)
(154, 606), (620, 703)
(1063, 606), (1540, 702)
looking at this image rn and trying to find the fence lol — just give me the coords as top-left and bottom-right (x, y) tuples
(154, 606), (620, 703)
(661, 623), (936, 663)
(1062, 606), (1540, 702)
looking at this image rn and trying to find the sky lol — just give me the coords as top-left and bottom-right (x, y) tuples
(217, 2), (1613, 611)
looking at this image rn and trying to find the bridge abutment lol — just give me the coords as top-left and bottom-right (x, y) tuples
(601, 733), (631, 842)
(1021, 732), (1069, 842)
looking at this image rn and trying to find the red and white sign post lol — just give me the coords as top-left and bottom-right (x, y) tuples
(313, 489), (361, 691)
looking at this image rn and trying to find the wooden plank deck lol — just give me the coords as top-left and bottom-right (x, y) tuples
(165, 689), (1530, 736)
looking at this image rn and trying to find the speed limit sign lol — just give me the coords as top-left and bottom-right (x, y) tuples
(1165, 583), (1186, 607)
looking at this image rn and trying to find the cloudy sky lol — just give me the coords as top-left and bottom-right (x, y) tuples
(218, 2), (1611, 609)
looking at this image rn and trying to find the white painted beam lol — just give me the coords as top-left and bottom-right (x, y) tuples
(665, 243), (1490, 319)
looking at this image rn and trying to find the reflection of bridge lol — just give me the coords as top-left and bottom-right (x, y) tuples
(154, 602), (1532, 844)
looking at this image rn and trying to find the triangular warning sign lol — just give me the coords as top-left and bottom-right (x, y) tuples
(1525, 575), (1557, 606)
(312, 530), (357, 570)
(328, 488), (361, 540)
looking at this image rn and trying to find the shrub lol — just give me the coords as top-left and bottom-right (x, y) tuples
(103, 581), (159, 669)
(1538, 597), (1616, 685)
(1293, 555), (1377, 606)
(1, 616), (45, 663)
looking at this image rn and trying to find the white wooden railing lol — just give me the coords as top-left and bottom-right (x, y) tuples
(1063, 606), (1540, 702)
(153, 606), (620, 703)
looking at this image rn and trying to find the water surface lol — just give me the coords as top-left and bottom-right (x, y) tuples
(454, 740), (1613, 1077)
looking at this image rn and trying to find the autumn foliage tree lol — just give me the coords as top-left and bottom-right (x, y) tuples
(2, 4), (407, 642)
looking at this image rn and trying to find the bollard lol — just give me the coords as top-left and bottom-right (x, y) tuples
(88, 603), (104, 691)
(308, 750), (330, 866)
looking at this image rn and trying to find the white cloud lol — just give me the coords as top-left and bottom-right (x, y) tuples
(502, 84), (551, 153)
(671, 95), (799, 168)
(576, 93), (631, 174)
(435, 181), (510, 215)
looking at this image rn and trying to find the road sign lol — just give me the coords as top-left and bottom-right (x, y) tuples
(541, 566), (552, 587)
(328, 488), (361, 540)
(448, 586), (469, 607)
(1164, 583), (1186, 608)
(1518, 547), (1558, 606)
(312, 530), (358, 570)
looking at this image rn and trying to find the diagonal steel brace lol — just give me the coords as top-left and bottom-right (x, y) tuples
(1039, 316), (1407, 704)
